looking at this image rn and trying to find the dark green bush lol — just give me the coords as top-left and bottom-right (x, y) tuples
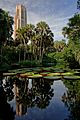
(18, 60), (41, 67)
(42, 54), (57, 67)
(63, 47), (80, 69)
(0, 63), (11, 72)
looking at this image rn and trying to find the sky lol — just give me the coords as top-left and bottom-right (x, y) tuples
(0, 0), (78, 41)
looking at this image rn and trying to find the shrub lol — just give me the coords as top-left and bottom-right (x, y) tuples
(0, 63), (11, 72)
(42, 54), (57, 67)
(18, 60), (41, 67)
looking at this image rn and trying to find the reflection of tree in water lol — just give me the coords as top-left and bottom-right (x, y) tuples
(15, 78), (54, 111)
(62, 80), (80, 120)
(3, 76), (14, 101)
(0, 85), (15, 120)
(33, 78), (54, 109)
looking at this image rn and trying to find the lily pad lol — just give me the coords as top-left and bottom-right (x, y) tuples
(74, 71), (80, 76)
(48, 72), (61, 76)
(27, 74), (42, 79)
(61, 72), (74, 76)
(8, 68), (32, 74)
(31, 68), (42, 72)
(3, 73), (17, 76)
(63, 76), (80, 80)
(19, 72), (34, 78)
(40, 72), (50, 76)
(54, 69), (64, 73)
(43, 76), (61, 80)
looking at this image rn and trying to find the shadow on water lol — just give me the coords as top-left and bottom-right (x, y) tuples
(0, 76), (15, 120)
(62, 80), (80, 120)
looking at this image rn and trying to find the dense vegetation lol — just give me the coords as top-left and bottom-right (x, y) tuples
(0, 7), (80, 71)
(62, 13), (80, 69)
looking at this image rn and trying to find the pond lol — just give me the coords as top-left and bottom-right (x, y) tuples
(0, 75), (80, 120)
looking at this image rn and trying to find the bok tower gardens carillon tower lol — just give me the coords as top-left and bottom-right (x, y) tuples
(13, 4), (27, 40)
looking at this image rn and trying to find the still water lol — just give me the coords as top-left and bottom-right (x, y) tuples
(0, 76), (80, 120)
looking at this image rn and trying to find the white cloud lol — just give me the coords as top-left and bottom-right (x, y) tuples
(0, 0), (77, 41)
(27, 9), (73, 41)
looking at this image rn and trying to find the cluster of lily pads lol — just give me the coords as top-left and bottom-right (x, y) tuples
(2, 67), (80, 80)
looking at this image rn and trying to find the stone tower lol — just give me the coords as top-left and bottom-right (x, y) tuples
(13, 4), (27, 40)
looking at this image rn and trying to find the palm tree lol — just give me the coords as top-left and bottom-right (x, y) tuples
(35, 21), (54, 62)
(54, 40), (66, 52)
(25, 24), (35, 60)
(15, 27), (29, 61)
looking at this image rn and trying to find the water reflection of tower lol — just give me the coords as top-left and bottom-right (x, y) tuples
(14, 82), (27, 116)
(16, 102), (27, 116)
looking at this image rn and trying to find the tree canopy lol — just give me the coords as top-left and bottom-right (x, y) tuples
(62, 13), (80, 67)
(77, 0), (80, 9)
(15, 21), (54, 61)
(0, 8), (14, 46)
(62, 13), (80, 45)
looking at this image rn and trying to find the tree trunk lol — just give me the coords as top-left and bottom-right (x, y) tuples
(23, 38), (26, 61)
(0, 47), (2, 63)
(24, 47), (26, 61)
(19, 51), (20, 62)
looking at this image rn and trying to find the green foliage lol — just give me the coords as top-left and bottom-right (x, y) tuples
(54, 40), (66, 52)
(15, 22), (54, 62)
(0, 63), (11, 72)
(77, 0), (80, 9)
(35, 21), (54, 60)
(42, 54), (57, 67)
(62, 13), (80, 44)
(0, 8), (14, 66)
(0, 8), (13, 46)
(63, 46), (79, 69)
(2, 46), (18, 64)
(62, 13), (80, 67)
(15, 24), (35, 45)
(18, 60), (41, 67)
(48, 52), (65, 69)
(18, 60), (31, 67)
